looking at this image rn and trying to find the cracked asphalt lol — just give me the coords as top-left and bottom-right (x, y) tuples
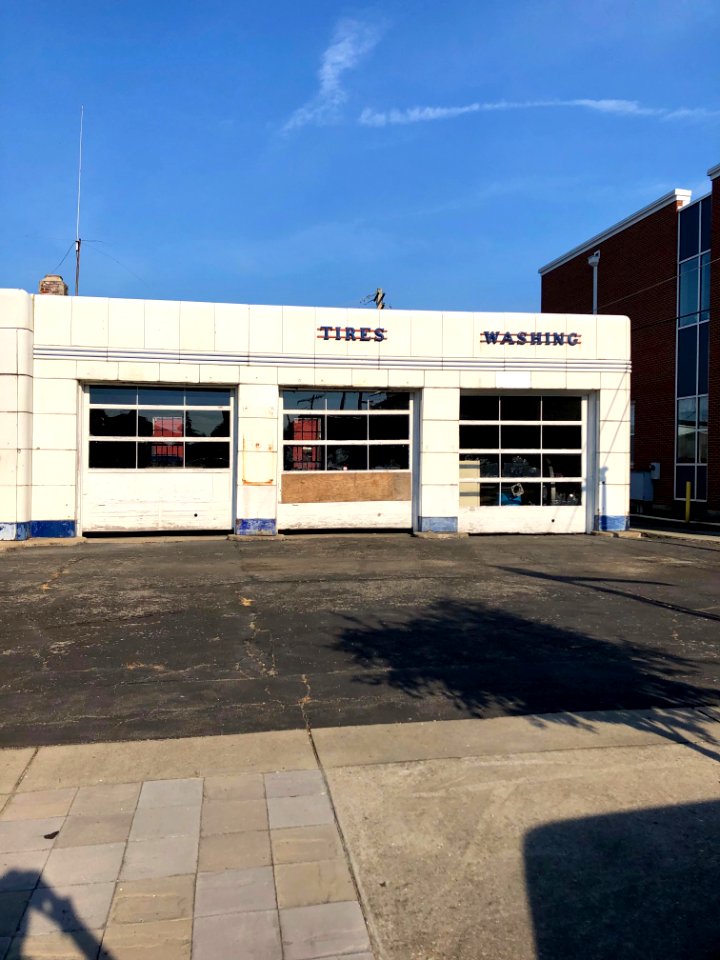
(0, 533), (719, 746)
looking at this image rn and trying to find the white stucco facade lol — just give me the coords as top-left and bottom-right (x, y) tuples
(0, 289), (631, 539)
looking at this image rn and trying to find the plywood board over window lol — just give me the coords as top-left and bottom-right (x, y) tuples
(282, 472), (411, 504)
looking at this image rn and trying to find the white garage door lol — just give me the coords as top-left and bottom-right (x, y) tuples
(82, 385), (234, 532)
(458, 393), (589, 534)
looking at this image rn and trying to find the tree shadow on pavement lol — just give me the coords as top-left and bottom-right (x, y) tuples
(0, 871), (113, 958)
(524, 800), (720, 960)
(333, 598), (720, 760)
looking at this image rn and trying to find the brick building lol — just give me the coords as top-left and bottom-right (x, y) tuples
(540, 163), (719, 518)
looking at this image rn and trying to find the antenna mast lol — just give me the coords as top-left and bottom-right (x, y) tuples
(74, 106), (84, 296)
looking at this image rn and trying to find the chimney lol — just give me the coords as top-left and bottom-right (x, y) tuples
(38, 274), (68, 296)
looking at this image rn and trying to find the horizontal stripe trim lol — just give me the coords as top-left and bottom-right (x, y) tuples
(34, 346), (630, 374)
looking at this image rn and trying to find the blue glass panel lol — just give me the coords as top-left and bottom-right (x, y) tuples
(675, 465), (695, 499)
(676, 327), (697, 397)
(700, 196), (712, 252)
(698, 323), (709, 395)
(678, 259), (699, 326)
(679, 202), (700, 260)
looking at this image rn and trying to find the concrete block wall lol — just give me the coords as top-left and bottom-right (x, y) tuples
(0, 290), (33, 540)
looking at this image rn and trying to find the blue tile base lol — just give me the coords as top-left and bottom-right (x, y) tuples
(31, 520), (77, 538)
(235, 518), (277, 536)
(598, 515), (629, 532)
(418, 516), (459, 534)
(1, 521), (77, 541)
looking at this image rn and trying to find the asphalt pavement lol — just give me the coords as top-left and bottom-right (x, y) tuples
(1, 533), (719, 747)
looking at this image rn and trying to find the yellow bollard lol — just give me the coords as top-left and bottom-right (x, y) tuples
(685, 480), (691, 523)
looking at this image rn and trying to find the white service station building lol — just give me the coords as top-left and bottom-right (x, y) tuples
(0, 288), (631, 540)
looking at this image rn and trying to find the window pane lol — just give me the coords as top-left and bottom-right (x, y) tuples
(501, 454), (541, 478)
(544, 482), (582, 506)
(543, 454), (582, 478)
(542, 425), (581, 449)
(500, 482), (541, 506)
(698, 396), (708, 464)
(185, 411), (230, 437)
(327, 415), (366, 440)
(89, 386), (137, 405)
(678, 258), (699, 325)
(138, 442), (184, 468)
(138, 410), (184, 437)
(697, 465), (707, 500)
(700, 252), (710, 320)
(459, 455), (499, 478)
(501, 396), (540, 420)
(90, 409), (136, 437)
(502, 424), (541, 448)
(700, 196), (712, 252)
(698, 323), (709, 395)
(325, 391), (362, 410)
(185, 388), (231, 407)
(676, 465), (695, 499)
(369, 445), (409, 470)
(185, 442), (230, 468)
(676, 326), (697, 397)
(137, 387), (184, 406)
(677, 397), (696, 463)
(460, 425), (499, 449)
(363, 391), (409, 410)
(327, 445), (367, 470)
(369, 415), (409, 440)
(283, 415), (324, 441)
(89, 441), (136, 468)
(679, 202), (700, 260)
(283, 390), (328, 411)
(460, 483), (499, 506)
(284, 444), (324, 470)
(460, 395), (499, 420)
(542, 396), (581, 421)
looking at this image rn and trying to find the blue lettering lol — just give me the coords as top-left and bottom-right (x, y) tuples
(334, 326), (342, 340)
(359, 327), (371, 341)
(553, 332), (565, 345)
(530, 332), (542, 345)
(544, 332), (551, 345)
(567, 332), (581, 346)
(516, 331), (528, 345)
(374, 328), (386, 342)
(318, 326), (331, 340)
(345, 327), (356, 341)
(483, 331), (500, 344)
(500, 332), (515, 345)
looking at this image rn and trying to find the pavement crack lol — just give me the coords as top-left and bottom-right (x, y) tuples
(39, 556), (84, 593)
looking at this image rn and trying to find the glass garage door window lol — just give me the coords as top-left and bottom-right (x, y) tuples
(88, 386), (232, 469)
(459, 395), (583, 507)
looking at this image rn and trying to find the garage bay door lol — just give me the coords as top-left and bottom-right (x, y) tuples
(82, 385), (234, 532)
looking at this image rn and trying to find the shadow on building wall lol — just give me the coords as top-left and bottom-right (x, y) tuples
(0, 871), (113, 958)
(524, 800), (720, 960)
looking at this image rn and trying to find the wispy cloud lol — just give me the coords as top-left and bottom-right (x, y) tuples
(283, 19), (382, 132)
(359, 98), (720, 127)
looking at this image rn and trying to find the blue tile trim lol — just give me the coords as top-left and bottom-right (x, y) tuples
(0, 522), (31, 541)
(598, 514), (629, 532)
(418, 516), (458, 534)
(235, 518), (277, 536)
(31, 520), (77, 538)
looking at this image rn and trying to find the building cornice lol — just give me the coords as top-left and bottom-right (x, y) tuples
(538, 189), (692, 275)
(707, 161), (720, 180)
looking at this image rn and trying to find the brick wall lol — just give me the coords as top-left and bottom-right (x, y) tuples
(541, 202), (682, 509)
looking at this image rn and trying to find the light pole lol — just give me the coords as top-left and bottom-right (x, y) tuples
(587, 250), (600, 314)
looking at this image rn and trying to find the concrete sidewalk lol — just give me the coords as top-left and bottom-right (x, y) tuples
(1, 709), (720, 958)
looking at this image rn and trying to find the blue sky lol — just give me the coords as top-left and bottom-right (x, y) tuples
(1, 0), (719, 311)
